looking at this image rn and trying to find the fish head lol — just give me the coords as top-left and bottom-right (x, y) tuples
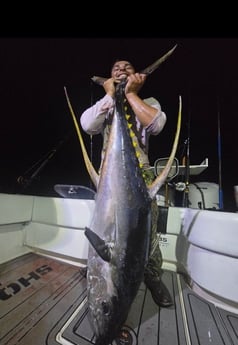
(89, 295), (121, 344)
(87, 263), (131, 344)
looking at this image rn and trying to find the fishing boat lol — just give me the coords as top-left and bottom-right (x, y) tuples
(1, 156), (238, 345)
(1, 44), (238, 344)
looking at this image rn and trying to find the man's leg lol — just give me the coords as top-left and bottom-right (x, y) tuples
(144, 199), (173, 307)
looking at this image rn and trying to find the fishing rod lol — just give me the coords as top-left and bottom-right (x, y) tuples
(89, 80), (95, 191)
(182, 137), (190, 208)
(181, 89), (192, 208)
(215, 60), (224, 210)
(217, 95), (223, 209)
(16, 133), (71, 190)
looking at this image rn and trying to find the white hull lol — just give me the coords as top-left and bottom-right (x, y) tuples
(0, 192), (237, 344)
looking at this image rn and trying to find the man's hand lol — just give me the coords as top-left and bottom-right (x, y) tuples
(103, 78), (116, 97)
(125, 73), (146, 95)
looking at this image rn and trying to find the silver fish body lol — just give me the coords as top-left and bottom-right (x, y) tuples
(85, 85), (152, 344)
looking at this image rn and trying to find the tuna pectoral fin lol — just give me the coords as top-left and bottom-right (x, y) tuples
(85, 227), (112, 262)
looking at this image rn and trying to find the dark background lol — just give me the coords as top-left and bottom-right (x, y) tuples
(0, 37), (237, 211)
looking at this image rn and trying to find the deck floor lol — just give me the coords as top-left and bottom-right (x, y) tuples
(0, 253), (237, 345)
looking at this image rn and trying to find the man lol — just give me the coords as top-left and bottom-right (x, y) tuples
(80, 60), (173, 307)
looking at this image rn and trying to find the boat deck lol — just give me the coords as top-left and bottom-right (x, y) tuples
(0, 253), (237, 345)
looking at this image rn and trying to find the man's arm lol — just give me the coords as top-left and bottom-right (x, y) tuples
(80, 94), (114, 134)
(125, 73), (166, 131)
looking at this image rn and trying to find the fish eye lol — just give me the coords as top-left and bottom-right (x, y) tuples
(101, 301), (110, 315)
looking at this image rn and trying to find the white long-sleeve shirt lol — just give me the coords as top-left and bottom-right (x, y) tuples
(80, 94), (167, 169)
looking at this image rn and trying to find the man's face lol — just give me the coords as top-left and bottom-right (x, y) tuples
(111, 61), (135, 83)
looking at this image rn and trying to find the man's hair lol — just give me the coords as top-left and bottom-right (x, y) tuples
(110, 58), (138, 71)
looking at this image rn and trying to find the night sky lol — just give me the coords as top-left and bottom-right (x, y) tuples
(0, 37), (238, 211)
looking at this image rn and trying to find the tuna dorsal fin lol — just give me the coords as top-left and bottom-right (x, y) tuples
(64, 87), (99, 189)
(85, 227), (112, 262)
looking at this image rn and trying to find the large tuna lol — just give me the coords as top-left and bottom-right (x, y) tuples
(64, 47), (181, 345)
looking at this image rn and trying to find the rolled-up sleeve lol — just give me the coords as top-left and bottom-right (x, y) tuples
(80, 94), (114, 134)
(144, 97), (167, 135)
